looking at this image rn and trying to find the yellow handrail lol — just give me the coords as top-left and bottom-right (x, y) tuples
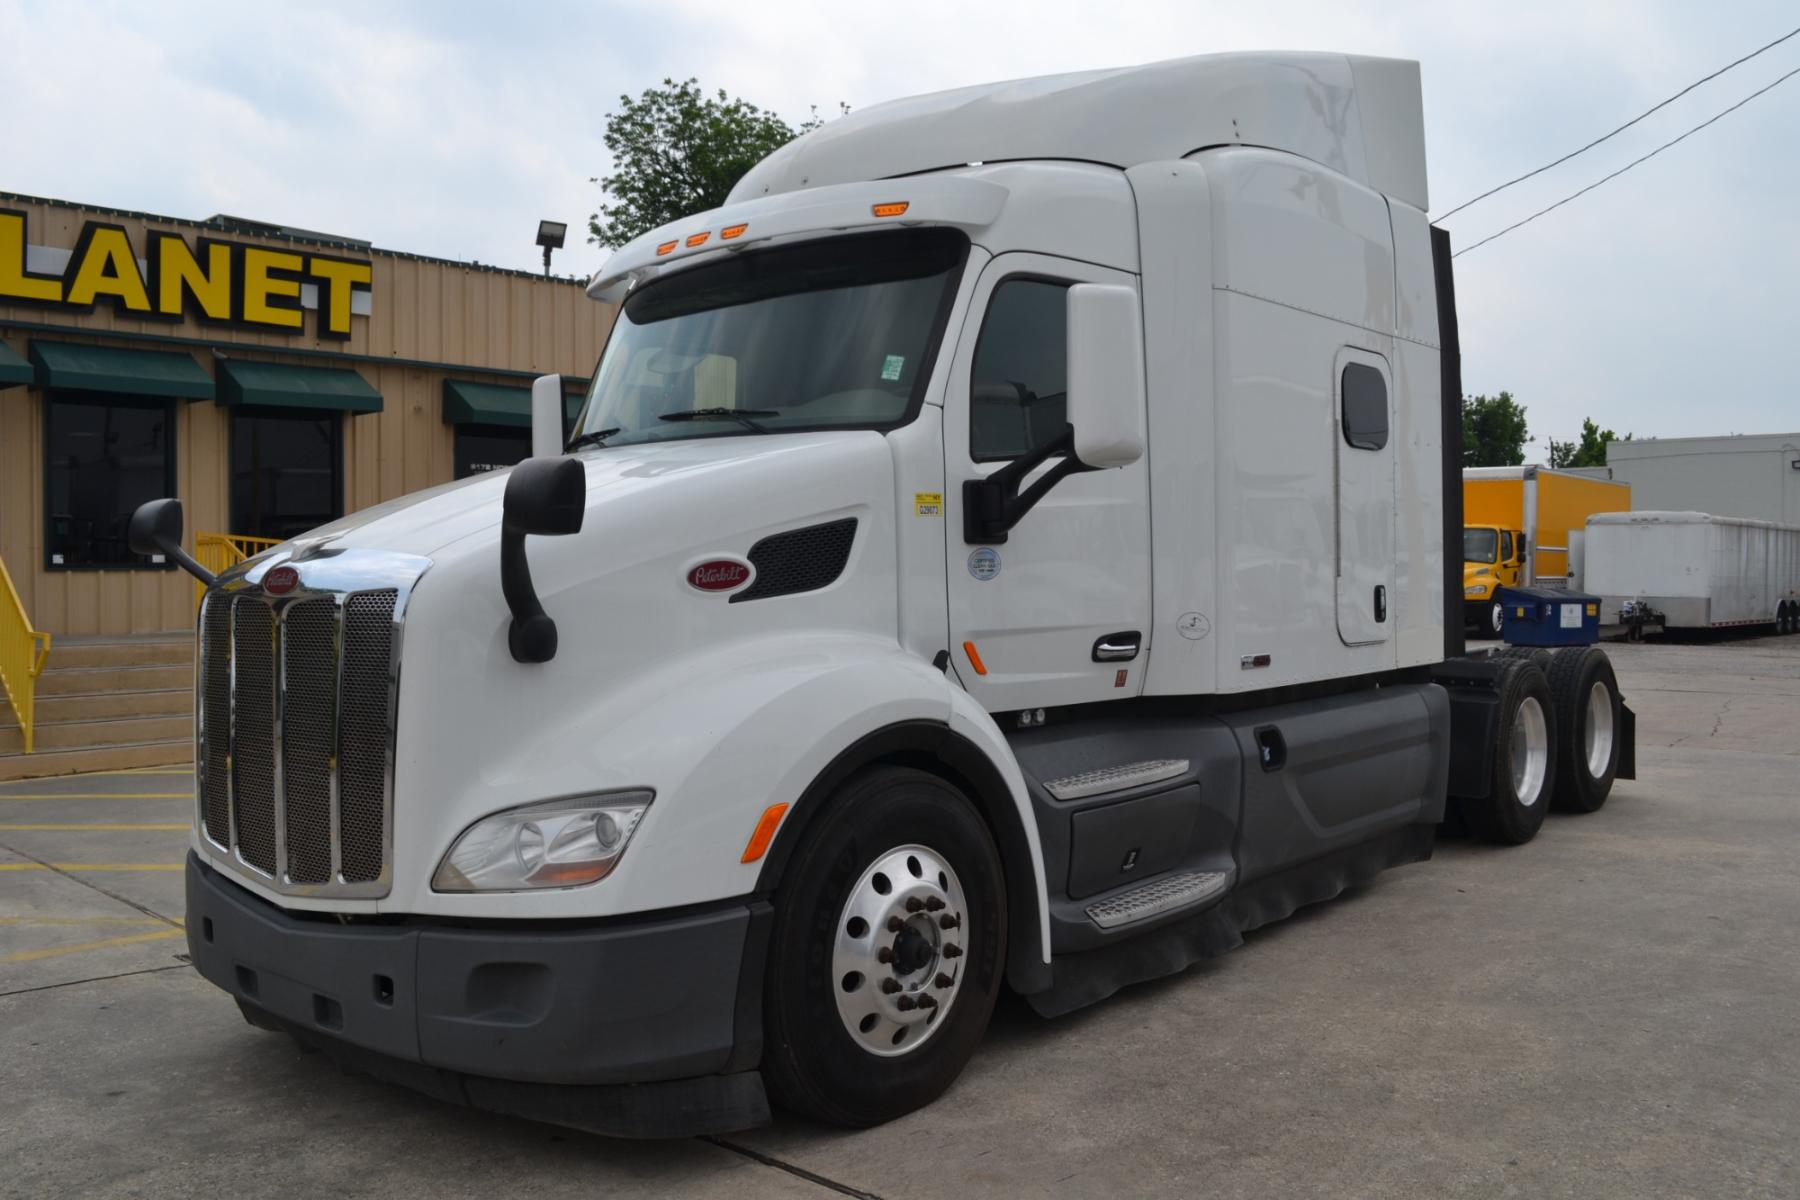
(193, 533), (285, 607)
(1, 553), (53, 754)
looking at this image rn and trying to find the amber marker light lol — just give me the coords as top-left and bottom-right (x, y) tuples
(686, 231), (711, 247)
(963, 640), (988, 676)
(740, 802), (791, 863)
(655, 240), (678, 256)
(871, 202), (910, 217)
(720, 223), (748, 239)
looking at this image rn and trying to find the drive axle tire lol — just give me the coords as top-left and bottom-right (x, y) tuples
(762, 766), (1006, 1127)
(1462, 659), (1556, 845)
(1547, 646), (1621, 814)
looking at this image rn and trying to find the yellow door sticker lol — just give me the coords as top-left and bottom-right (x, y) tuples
(914, 492), (943, 517)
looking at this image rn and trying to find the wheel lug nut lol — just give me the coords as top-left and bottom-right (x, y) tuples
(924, 896), (945, 912)
(943, 944), (962, 958)
(877, 946), (894, 964)
(934, 973), (953, 989)
(896, 995), (917, 1012)
(886, 916), (904, 933)
(938, 914), (960, 930)
(881, 978), (902, 994)
(916, 993), (937, 1010)
(905, 897), (925, 913)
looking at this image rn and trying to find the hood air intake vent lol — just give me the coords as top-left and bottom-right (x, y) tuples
(733, 517), (858, 603)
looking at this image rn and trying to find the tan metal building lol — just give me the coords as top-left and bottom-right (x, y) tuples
(1, 192), (614, 775)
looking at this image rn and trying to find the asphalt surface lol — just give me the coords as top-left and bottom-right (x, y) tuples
(3, 635), (1796, 1198)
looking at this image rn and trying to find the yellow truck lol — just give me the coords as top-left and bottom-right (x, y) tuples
(1463, 466), (1631, 636)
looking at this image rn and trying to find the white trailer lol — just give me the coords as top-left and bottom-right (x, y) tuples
(1586, 510), (1800, 633)
(129, 52), (1636, 1137)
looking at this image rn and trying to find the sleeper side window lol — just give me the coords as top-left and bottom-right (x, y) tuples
(1340, 362), (1388, 451)
(970, 279), (1069, 462)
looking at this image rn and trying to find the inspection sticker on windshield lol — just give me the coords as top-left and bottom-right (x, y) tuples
(914, 492), (943, 517)
(880, 354), (905, 381)
(968, 547), (1001, 581)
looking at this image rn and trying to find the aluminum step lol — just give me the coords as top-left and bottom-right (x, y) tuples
(1043, 758), (1188, 801)
(1085, 869), (1231, 930)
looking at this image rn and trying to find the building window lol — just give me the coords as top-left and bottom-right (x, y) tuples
(44, 392), (176, 569)
(230, 409), (343, 542)
(454, 425), (532, 479)
(970, 279), (1069, 461)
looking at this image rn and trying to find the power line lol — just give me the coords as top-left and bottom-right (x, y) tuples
(1452, 63), (1800, 259)
(1434, 24), (1800, 221)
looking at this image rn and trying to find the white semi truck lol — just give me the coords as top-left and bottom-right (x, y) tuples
(132, 52), (1636, 1136)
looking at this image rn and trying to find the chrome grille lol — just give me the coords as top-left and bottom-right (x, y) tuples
(194, 549), (424, 900)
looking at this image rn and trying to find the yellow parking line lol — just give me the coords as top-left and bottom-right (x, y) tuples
(2, 927), (185, 964)
(63, 766), (194, 778)
(0, 863), (184, 872)
(0, 823), (188, 831)
(0, 794), (193, 801)
(0, 916), (177, 926)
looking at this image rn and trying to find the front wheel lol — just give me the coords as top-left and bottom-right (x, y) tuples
(761, 766), (1006, 1127)
(1474, 598), (1504, 639)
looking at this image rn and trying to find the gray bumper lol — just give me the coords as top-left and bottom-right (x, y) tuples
(185, 853), (770, 1135)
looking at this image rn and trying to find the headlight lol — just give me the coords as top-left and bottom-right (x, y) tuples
(432, 791), (652, 892)
(1465, 584), (1488, 596)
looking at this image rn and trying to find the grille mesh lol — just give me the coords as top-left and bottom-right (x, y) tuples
(732, 517), (858, 603)
(199, 596), (232, 844)
(339, 591), (397, 883)
(281, 598), (337, 884)
(231, 598), (277, 875)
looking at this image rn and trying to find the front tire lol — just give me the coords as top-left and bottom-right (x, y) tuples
(1474, 598), (1504, 639)
(762, 766), (1006, 1127)
(1461, 659), (1557, 845)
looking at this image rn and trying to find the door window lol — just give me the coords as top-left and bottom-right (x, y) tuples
(970, 279), (1069, 461)
(1500, 530), (1513, 562)
(230, 409), (342, 541)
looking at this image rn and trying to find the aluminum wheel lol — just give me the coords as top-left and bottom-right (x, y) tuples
(831, 844), (968, 1058)
(1510, 695), (1549, 806)
(1491, 601), (1505, 638)
(1584, 679), (1615, 779)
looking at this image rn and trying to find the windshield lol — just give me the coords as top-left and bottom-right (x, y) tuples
(1464, 528), (1498, 564)
(575, 229), (967, 447)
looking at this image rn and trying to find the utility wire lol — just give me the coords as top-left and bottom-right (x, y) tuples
(1452, 63), (1800, 259)
(1435, 24), (1800, 221)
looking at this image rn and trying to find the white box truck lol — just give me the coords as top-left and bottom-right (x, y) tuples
(130, 52), (1637, 1136)
(1586, 510), (1800, 634)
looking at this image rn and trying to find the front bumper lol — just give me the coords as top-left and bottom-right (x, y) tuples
(185, 852), (771, 1137)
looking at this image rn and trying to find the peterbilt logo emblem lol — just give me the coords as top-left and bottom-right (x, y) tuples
(262, 565), (300, 595)
(687, 559), (752, 592)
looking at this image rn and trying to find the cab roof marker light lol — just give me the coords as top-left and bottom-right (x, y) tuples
(740, 801), (790, 864)
(655, 240), (678, 256)
(872, 202), (910, 217)
(720, 223), (748, 239)
(686, 231), (711, 247)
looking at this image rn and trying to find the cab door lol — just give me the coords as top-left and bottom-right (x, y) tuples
(943, 255), (1151, 712)
(1334, 349), (1395, 646)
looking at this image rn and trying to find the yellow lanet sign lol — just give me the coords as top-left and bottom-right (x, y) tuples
(0, 208), (372, 337)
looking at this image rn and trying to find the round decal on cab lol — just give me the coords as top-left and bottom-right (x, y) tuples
(686, 557), (755, 594)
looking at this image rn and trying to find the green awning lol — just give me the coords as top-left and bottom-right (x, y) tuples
(217, 360), (382, 413)
(442, 379), (586, 428)
(30, 341), (215, 400)
(0, 340), (30, 389)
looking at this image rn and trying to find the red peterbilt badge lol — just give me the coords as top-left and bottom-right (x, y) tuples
(687, 559), (752, 592)
(262, 565), (300, 595)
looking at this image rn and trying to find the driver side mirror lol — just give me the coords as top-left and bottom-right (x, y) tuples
(1066, 283), (1146, 470)
(127, 498), (216, 586)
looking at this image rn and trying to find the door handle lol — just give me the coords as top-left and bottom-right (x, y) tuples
(1092, 632), (1141, 662)
(1374, 585), (1387, 623)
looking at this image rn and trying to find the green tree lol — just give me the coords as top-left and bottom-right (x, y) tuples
(589, 80), (840, 249)
(1461, 392), (1532, 467)
(1547, 417), (1630, 468)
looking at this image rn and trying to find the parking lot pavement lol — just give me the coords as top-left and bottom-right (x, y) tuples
(3, 636), (1797, 1198)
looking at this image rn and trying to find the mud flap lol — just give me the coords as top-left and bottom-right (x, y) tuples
(1616, 701), (1636, 780)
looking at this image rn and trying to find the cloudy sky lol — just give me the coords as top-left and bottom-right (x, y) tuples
(4, 0), (1796, 449)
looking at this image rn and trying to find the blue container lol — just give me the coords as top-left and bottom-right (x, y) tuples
(1499, 586), (1601, 647)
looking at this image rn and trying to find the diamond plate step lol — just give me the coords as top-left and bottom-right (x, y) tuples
(1085, 869), (1231, 930)
(1043, 758), (1188, 801)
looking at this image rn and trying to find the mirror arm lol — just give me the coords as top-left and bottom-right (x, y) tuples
(500, 521), (557, 664)
(962, 426), (1094, 544)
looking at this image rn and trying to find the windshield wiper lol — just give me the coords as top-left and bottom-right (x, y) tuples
(566, 427), (621, 451)
(658, 407), (778, 433)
